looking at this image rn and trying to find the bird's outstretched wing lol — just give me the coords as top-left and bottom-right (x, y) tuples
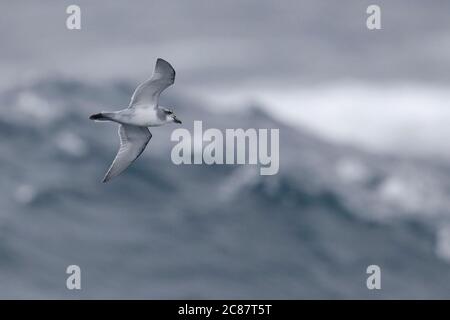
(102, 124), (152, 183)
(129, 58), (175, 108)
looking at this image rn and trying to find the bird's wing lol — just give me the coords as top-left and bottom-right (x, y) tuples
(129, 58), (175, 108)
(102, 124), (152, 183)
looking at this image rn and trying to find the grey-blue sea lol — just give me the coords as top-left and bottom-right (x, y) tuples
(0, 78), (449, 299)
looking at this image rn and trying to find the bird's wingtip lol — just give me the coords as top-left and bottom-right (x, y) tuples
(156, 57), (172, 67)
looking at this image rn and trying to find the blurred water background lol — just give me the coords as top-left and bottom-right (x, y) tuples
(1, 0), (450, 298)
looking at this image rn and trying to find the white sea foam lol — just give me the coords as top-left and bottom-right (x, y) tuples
(14, 184), (36, 205)
(15, 91), (57, 124)
(202, 82), (450, 159)
(55, 131), (88, 158)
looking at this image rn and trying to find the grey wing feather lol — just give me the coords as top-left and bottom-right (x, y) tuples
(129, 58), (175, 108)
(102, 124), (152, 183)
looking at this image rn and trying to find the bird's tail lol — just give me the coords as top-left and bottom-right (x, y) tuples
(89, 112), (113, 122)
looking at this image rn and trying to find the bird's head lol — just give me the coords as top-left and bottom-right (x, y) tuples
(163, 108), (182, 124)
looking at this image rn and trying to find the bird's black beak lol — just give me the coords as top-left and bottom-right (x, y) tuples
(173, 116), (182, 124)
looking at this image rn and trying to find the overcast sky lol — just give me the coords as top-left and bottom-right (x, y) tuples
(1, 0), (450, 86)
